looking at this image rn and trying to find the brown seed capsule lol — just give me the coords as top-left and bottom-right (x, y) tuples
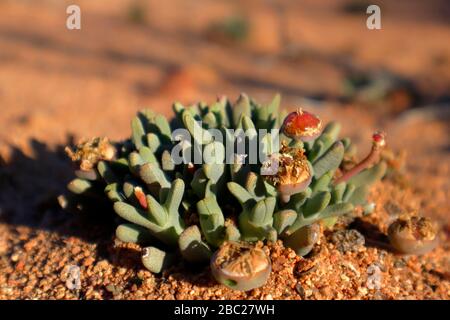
(263, 143), (312, 203)
(388, 216), (439, 255)
(65, 137), (116, 171)
(210, 241), (271, 291)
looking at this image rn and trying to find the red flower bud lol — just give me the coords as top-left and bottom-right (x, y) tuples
(282, 109), (322, 141)
(372, 131), (386, 148)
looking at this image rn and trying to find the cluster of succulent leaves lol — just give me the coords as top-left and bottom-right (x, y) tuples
(62, 93), (386, 273)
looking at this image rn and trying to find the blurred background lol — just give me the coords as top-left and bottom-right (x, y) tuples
(0, 0), (449, 148)
(0, 0), (448, 227)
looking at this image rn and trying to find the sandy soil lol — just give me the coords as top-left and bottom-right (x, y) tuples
(0, 0), (449, 299)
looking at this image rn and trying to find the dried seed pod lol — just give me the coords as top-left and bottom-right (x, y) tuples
(65, 137), (116, 171)
(281, 108), (322, 141)
(388, 216), (439, 255)
(210, 241), (271, 291)
(264, 143), (313, 203)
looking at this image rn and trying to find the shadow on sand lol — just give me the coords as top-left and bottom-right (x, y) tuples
(0, 138), (116, 244)
(0, 139), (216, 289)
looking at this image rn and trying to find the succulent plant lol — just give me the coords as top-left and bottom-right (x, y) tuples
(60, 93), (387, 290)
(388, 216), (439, 255)
(210, 241), (271, 291)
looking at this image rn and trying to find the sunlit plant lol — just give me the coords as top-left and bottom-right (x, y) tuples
(61, 93), (389, 290)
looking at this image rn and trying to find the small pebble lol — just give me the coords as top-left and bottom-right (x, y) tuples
(394, 259), (406, 269)
(295, 283), (305, 298)
(71, 246), (81, 255)
(106, 284), (121, 295)
(11, 253), (20, 262)
(366, 264), (382, 290)
(83, 257), (95, 266)
(24, 239), (38, 252)
(330, 229), (365, 254)
(384, 201), (403, 216)
(363, 202), (376, 215)
(64, 265), (81, 290)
